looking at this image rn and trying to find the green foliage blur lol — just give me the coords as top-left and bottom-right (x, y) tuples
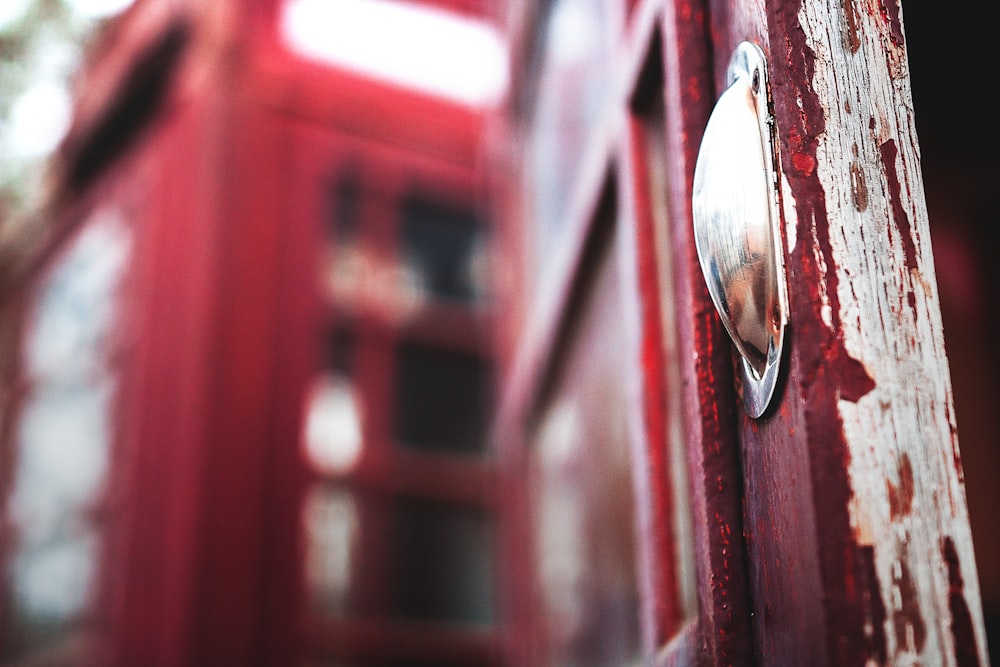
(0, 0), (129, 227)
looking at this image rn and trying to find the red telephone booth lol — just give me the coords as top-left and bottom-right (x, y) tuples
(0, 1), (507, 665)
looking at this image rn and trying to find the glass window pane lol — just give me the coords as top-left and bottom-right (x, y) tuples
(326, 166), (362, 244)
(399, 196), (485, 304)
(321, 169), (366, 308)
(393, 342), (490, 455)
(528, 0), (616, 278)
(4, 529), (97, 649)
(389, 497), (495, 625)
(2, 209), (131, 659)
(531, 240), (641, 666)
(302, 485), (359, 618)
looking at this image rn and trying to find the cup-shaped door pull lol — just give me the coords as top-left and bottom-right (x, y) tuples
(692, 41), (788, 418)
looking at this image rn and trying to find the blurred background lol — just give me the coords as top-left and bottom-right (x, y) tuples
(904, 4), (1000, 654)
(0, 0), (996, 665)
(1, 0), (134, 222)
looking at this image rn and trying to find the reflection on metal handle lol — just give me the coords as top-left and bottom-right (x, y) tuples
(692, 41), (788, 418)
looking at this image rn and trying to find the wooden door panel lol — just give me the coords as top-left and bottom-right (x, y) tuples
(650, 2), (756, 663)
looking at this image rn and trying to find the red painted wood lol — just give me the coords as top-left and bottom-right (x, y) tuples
(303, 616), (503, 665)
(658, 1), (756, 663)
(189, 89), (296, 667)
(110, 93), (224, 667)
(698, 1), (989, 663)
(627, 113), (683, 643)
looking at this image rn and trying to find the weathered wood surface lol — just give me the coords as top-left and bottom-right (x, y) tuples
(651, 0), (758, 663)
(706, 0), (989, 663)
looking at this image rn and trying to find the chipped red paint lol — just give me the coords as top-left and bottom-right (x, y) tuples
(880, 139), (919, 273)
(791, 151), (817, 176)
(943, 537), (981, 667)
(857, 545), (889, 663)
(887, 452), (915, 519)
(843, 0), (861, 53)
(893, 558), (928, 653)
(878, 0), (905, 48)
(945, 401), (965, 485)
(662, 1), (754, 662)
(826, 342), (875, 403)
(850, 147), (869, 212)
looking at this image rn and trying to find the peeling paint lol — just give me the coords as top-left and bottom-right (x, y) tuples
(829, 342), (875, 403)
(843, 0), (862, 53)
(849, 159), (868, 212)
(886, 452), (914, 519)
(877, 0), (905, 48)
(781, 173), (798, 253)
(879, 139), (918, 273)
(892, 557), (927, 654)
(942, 537), (981, 667)
(766, 0), (890, 661)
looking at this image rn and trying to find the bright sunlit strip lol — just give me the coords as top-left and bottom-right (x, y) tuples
(0, 0), (32, 32)
(280, 0), (509, 107)
(8, 81), (73, 159)
(67, 0), (136, 20)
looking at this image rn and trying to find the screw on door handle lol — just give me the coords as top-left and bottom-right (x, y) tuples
(692, 41), (788, 418)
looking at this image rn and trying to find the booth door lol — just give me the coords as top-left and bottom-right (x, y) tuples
(503, 0), (989, 665)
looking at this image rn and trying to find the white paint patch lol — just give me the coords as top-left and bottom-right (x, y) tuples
(811, 215), (834, 330)
(781, 172), (798, 252)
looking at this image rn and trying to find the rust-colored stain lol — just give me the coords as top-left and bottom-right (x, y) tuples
(879, 139), (918, 273)
(943, 537), (981, 666)
(945, 401), (965, 485)
(850, 159), (868, 212)
(892, 557), (927, 653)
(887, 452), (914, 519)
(843, 0), (862, 53)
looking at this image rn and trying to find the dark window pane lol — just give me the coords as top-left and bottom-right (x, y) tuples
(325, 327), (356, 377)
(393, 342), (490, 455)
(326, 166), (362, 244)
(389, 498), (494, 625)
(400, 197), (483, 303)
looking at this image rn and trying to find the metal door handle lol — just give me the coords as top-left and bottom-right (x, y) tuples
(692, 41), (788, 418)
